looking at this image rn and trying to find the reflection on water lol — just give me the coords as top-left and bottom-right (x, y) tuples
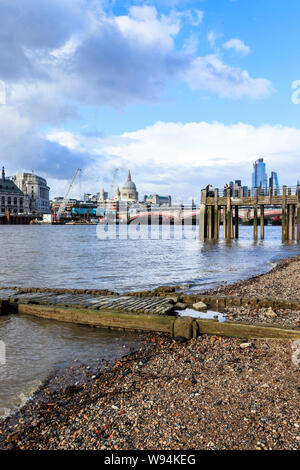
(179, 308), (227, 322)
(0, 225), (299, 292)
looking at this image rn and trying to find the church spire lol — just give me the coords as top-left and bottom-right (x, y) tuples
(127, 170), (131, 182)
(2, 166), (5, 182)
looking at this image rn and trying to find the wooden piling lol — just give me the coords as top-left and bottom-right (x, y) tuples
(199, 189), (207, 241)
(292, 205), (296, 240)
(288, 204), (294, 241)
(207, 205), (213, 239)
(282, 186), (287, 242)
(226, 192), (232, 239)
(254, 206), (258, 241)
(214, 189), (219, 240)
(223, 206), (226, 239)
(199, 184), (299, 243)
(234, 206), (239, 239)
(260, 205), (264, 240)
(253, 188), (258, 241)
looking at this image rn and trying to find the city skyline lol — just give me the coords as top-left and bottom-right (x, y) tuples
(0, 1), (300, 200)
(4, 157), (293, 204)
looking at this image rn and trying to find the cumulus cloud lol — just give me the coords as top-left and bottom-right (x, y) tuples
(223, 38), (251, 56)
(47, 121), (300, 200)
(0, 0), (84, 81)
(0, 0), (274, 195)
(115, 6), (180, 52)
(1, 2), (191, 113)
(0, 1), (271, 114)
(185, 55), (272, 99)
(0, 106), (91, 183)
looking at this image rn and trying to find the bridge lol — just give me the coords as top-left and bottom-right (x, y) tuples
(125, 207), (283, 224)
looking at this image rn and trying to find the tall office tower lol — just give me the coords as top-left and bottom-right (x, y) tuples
(269, 171), (280, 195)
(252, 158), (268, 194)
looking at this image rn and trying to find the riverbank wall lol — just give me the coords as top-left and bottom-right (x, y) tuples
(0, 288), (299, 341)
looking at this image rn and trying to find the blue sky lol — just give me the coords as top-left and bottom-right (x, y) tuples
(0, 0), (300, 200)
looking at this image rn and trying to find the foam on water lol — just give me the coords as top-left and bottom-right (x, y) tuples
(0, 379), (42, 420)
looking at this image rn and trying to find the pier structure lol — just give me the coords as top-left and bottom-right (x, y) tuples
(0, 214), (35, 224)
(199, 185), (300, 243)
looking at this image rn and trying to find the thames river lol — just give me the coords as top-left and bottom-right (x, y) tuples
(0, 224), (299, 292)
(0, 224), (299, 419)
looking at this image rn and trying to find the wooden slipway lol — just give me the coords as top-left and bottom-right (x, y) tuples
(0, 288), (299, 341)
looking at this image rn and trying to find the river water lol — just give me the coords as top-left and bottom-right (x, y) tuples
(0, 224), (299, 419)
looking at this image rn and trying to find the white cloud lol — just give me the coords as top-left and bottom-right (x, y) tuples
(115, 6), (180, 52)
(223, 38), (251, 56)
(185, 55), (272, 99)
(207, 31), (222, 49)
(0, 1), (275, 198)
(47, 121), (300, 199)
(182, 9), (204, 27)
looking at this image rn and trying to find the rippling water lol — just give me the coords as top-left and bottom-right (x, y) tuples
(0, 224), (299, 419)
(0, 315), (142, 419)
(0, 224), (299, 291)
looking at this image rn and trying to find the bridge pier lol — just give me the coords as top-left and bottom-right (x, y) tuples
(223, 205), (226, 239)
(214, 189), (219, 240)
(260, 205), (265, 240)
(234, 205), (239, 239)
(198, 185), (300, 243)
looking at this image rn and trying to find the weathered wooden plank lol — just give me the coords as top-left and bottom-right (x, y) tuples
(17, 304), (175, 333)
(196, 319), (300, 340)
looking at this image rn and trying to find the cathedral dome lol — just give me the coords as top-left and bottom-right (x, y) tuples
(120, 170), (138, 203)
(122, 180), (136, 190)
(122, 170), (136, 190)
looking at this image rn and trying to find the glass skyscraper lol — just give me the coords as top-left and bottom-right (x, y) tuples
(269, 171), (280, 195)
(252, 158), (268, 193)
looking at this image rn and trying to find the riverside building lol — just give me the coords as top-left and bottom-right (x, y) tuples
(12, 172), (50, 214)
(0, 167), (27, 216)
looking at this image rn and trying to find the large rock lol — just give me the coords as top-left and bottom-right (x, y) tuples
(175, 302), (187, 310)
(193, 301), (207, 312)
(265, 307), (277, 319)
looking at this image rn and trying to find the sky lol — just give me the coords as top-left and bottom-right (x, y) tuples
(1, 0), (300, 202)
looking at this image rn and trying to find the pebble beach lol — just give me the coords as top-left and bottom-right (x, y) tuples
(0, 255), (299, 451)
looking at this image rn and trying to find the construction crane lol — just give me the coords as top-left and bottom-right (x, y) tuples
(111, 168), (119, 200)
(56, 168), (81, 222)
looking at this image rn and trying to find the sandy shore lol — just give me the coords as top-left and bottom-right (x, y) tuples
(0, 255), (299, 451)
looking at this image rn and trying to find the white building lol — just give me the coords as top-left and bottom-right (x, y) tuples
(12, 172), (50, 214)
(97, 170), (139, 206)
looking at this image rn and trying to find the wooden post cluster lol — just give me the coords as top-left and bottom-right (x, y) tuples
(281, 185), (300, 242)
(199, 185), (300, 243)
